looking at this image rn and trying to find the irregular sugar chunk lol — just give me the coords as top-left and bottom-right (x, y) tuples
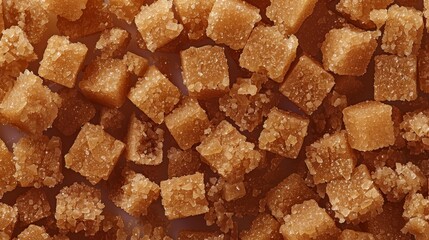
(0, 138), (15, 198)
(47, 0), (88, 21)
(15, 188), (51, 225)
(321, 27), (379, 76)
(369, 9), (388, 29)
(402, 217), (429, 240)
(111, 170), (160, 217)
(17, 225), (51, 240)
(173, 0), (215, 40)
(53, 89), (96, 136)
(79, 57), (130, 108)
(280, 55), (335, 114)
(342, 101), (395, 151)
(123, 52), (149, 77)
(55, 182), (104, 235)
(339, 229), (375, 240)
(336, 0), (393, 26)
(305, 131), (357, 184)
(109, 0), (145, 23)
(239, 25), (298, 83)
(160, 172), (209, 220)
(64, 123), (125, 185)
(134, 0), (183, 52)
(400, 110), (429, 154)
(403, 193), (429, 220)
(418, 46), (429, 93)
(165, 98), (210, 150)
(381, 5), (423, 56)
(265, 173), (319, 220)
(96, 28), (130, 58)
(167, 147), (201, 178)
(0, 203), (17, 238)
(39, 35), (88, 88)
(258, 107), (309, 159)
(266, 0), (317, 35)
(181, 45), (229, 99)
(128, 66), (181, 124)
(240, 213), (282, 240)
(222, 181), (246, 202)
(206, 0), (261, 50)
(196, 120), (261, 182)
(326, 165), (384, 224)
(125, 114), (164, 165)
(178, 231), (224, 240)
(13, 135), (63, 188)
(280, 199), (341, 240)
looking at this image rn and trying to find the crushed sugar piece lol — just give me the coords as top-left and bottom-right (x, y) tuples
(336, 0), (393, 26)
(109, 0), (145, 24)
(122, 52), (149, 77)
(96, 28), (130, 58)
(0, 203), (18, 238)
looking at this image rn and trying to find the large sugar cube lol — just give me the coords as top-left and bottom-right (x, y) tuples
(0, 138), (16, 198)
(0, 203), (18, 238)
(15, 188), (51, 225)
(240, 213), (282, 240)
(173, 0), (215, 40)
(336, 0), (393, 26)
(109, 0), (145, 23)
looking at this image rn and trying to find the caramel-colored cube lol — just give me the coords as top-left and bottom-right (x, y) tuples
(343, 101), (395, 151)
(381, 5), (423, 56)
(374, 55), (417, 101)
(125, 114), (164, 165)
(79, 57), (130, 108)
(222, 181), (246, 202)
(111, 170), (160, 217)
(55, 182), (104, 235)
(267, 0), (317, 35)
(109, 0), (145, 23)
(96, 28), (130, 58)
(173, 0), (215, 40)
(0, 138), (16, 198)
(13, 135), (63, 188)
(240, 25), (298, 83)
(265, 173), (318, 220)
(165, 98), (210, 150)
(15, 188), (51, 225)
(160, 172), (209, 220)
(180, 46), (229, 99)
(167, 147), (201, 178)
(48, 0), (88, 21)
(326, 165), (384, 224)
(259, 108), (309, 159)
(336, 0), (393, 26)
(321, 27), (379, 76)
(53, 89), (96, 136)
(0, 203), (17, 238)
(280, 55), (335, 114)
(17, 225), (51, 240)
(123, 52), (149, 77)
(134, 0), (183, 52)
(280, 199), (341, 240)
(240, 213), (282, 240)
(305, 131), (357, 184)
(196, 120), (261, 182)
(39, 35), (88, 88)
(57, 0), (113, 40)
(339, 230), (375, 240)
(400, 110), (429, 153)
(65, 123), (125, 185)
(178, 231), (224, 240)
(128, 66), (181, 124)
(418, 47), (429, 93)
(206, 0), (261, 50)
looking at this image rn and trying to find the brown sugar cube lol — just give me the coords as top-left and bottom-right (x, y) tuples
(165, 98), (210, 150)
(39, 35), (88, 88)
(0, 203), (17, 238)
(167, 147), (201, 178)
(321, 27), (379, 76)
(196, 120), (261, 182)
(402, 218), (429, 240)
(206, 0), (261, 50)
(280, 199), (341, 240)
(134, 0), (183, 52)
(280, 55), (335, 115)
(239, 25), (298, 83)
(0, 138), (16, 198)
(57, 0), (113, 40)
(266, 0), (317, 35)
(111, 170), (160, 217)
(17, 225), (51, 240)
(258, 108), (309, 159)
(222, 181), (246, 202)
(265, 173), (319, 220)
(339, 229), (375, 240)
(160, 172), (209, 220)
(336, 0), (393, 26)
(240, 213), (282, 240)
(123, 52), (149, 77)
(173, 0), (215, 40)
(181, 46), (229, 99)
(128, 66), (181, 124)
(125, 114), (164, 165)
(418, 47), (429, 93)
(305, 131), (357, 184)
(381, 5), (423, 56)
(47, 0), (88, 21)
(65, 123), (125, 185)
(374, 55), (417, 101)
(55, 183), (104, 235)
(109, 0), (145, 24)
(13, 135), (63, 188)
(15, 188), (51, 225)
(53, 89), (96, 136)
(343, 101), (395, 151)
(326, 165), (384, 224)
(96, 28), (130, 58)
(178, 231), (224, 240)
(0, 70), (61, 135)
(400, 110), (429, 154)
(79, 57), (130, 108)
